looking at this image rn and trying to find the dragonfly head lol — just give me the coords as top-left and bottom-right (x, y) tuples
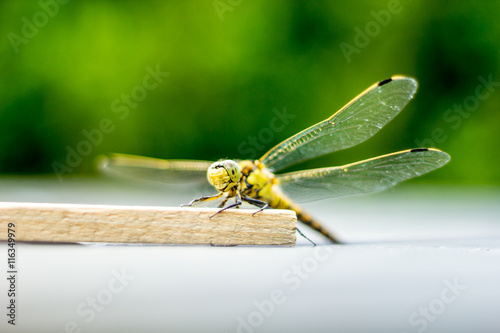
(207, 160), (241, 192)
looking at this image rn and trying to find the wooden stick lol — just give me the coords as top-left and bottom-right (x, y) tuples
(0, 202), (296, 246)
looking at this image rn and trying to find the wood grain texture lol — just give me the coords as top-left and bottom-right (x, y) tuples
(0, 202), (296, 246)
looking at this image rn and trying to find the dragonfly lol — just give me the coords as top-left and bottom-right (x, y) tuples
(99, 76), (450, 244)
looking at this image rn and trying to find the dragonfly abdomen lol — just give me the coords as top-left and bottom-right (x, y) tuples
(268, 190), (341, 244)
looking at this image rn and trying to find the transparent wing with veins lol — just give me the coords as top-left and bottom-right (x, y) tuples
(259, 76), (418, 172)
(276, 148), (450, 203)
(97, 153), (212, 184)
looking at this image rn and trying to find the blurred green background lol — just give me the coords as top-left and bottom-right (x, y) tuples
(0, 0), (499, 185)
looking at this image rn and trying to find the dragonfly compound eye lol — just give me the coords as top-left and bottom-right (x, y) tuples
(207, 160), (241, 191)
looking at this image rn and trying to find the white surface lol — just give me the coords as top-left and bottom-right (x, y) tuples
(0, 176), (499, 333)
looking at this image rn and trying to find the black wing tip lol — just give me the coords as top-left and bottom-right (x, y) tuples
(378, 75), (418, 87)
(378, 78), (392, 86)
(410, 148), (451, 163)
(410, 148), (429, 153)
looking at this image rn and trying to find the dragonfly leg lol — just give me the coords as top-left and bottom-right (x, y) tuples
(210, 193), (242, 218)
(181, 192), (224, 207)
(217, 196), (230, 208)
(242, 196), (269, 216)
(295, 227), (316, 246)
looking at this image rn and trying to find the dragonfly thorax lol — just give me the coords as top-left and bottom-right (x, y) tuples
(207, 160), (241, 192)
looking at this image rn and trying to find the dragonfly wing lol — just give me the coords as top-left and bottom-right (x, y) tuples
(260, 76), (418, 172)
(276, 148), (450, 203)
(97, 153), (212, 184)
